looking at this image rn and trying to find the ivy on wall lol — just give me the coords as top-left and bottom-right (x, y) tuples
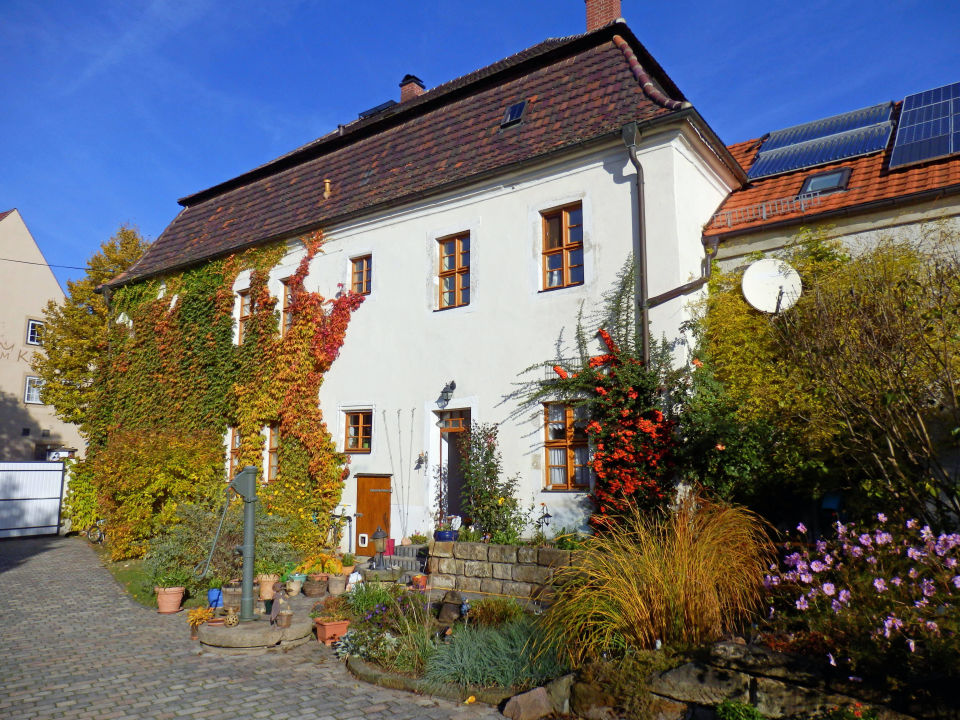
(74, 231), (363, 558)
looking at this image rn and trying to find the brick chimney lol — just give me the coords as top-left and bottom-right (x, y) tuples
(399, 74), (425, 103)
(585, 0), (621, 31)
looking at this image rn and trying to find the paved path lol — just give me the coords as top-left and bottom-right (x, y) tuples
(0, 536), (502, 720)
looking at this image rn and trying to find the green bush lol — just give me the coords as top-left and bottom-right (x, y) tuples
(716, 700), (767, 720)
(457, 423), (527, 543)
(424, 616), (567, 690)
(345, 580), (402, 617)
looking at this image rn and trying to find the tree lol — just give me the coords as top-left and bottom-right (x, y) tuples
(31, 225), (148, 441)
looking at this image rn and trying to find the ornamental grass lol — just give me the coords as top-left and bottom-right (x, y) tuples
(539, 496), (774, 665)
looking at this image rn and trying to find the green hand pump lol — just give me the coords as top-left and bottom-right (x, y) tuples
(229, 465), (259, 622)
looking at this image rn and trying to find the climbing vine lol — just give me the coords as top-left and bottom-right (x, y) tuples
(71, 230), (363, 558)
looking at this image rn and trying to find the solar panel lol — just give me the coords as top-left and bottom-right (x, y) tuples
(748, 116), (893, 179)
(762, 103), (892, 152)
(889, 81), (960, 169)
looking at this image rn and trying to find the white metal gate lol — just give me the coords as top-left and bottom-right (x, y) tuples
(0, 462), (65, 538)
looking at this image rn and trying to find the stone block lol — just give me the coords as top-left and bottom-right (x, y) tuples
(709, 641), (824, 685)
(502, 687), (554, 720)
(517, 547), (538, 564)
(545, 673), (575, 714)
(463, 560), (491, 577)
(430, 541), (454, 558)
(438, 557), (462, 575)
(648, 694), (689, 720)
(514, 564), (553, 585)
(648, 662), (750, 706)
(457, 576), (482, 593)
(488, 544), (518, 563)
(753, 677), (857, 719)
(537, 547), (571, 568)
(427, 557), (441, 574)
(492, 562), (514, 580)
(429, 573), (456, 590)
(453, 542), (488, 561)
(480, 578), (503, 594)
(531, 585), (555, 605)
(501, 581), (534, 598)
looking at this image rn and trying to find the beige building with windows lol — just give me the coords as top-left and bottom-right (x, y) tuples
(0, 209), (83, 460)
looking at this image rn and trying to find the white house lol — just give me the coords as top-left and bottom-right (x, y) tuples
(107, 1), (746, 551)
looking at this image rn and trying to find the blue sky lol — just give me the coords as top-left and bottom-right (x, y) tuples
(2, 0), (958, 290)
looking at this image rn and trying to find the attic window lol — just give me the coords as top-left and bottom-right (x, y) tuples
(799, 168), (851, 196)
(501, 101), (527, 128)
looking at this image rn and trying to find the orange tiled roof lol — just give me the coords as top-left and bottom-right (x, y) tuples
(705, 103), (960, 238)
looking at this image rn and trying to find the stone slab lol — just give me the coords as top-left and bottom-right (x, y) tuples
(197, 617), (313, 649)
(648, 662), (750, 705)
(453, 542), (488, 561)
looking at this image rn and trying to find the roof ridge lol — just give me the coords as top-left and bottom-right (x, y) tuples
(611, 34), (686, 111)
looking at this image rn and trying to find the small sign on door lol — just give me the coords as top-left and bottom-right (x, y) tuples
(358, 533), (369, 548)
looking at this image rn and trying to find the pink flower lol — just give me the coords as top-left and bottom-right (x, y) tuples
(877, 513), (888, 523)
(797, 522), (807, 534)
(822, 582), (836, 596)
(838, 589), (851, 604)
(873, 578), (887, 593)
(859, 533), (873, 547)
(810, 560), (826, 573)
(906, 519), (918, 529)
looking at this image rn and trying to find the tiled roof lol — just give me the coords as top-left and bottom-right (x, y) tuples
(705, 103), (960, 238)
(113, 23), (694, 286)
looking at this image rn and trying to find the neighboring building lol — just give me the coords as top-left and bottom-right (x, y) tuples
(0, 209), (83, 460)
(107, 1), (744, 546)
(704, 84), (960, 267)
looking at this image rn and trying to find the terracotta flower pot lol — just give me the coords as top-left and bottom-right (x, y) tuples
(340, 565), (355, 577)
(411, 574), (428, 591)
(256, 574), (280, 600)
(314, 618), (350, 646)
(327, 574), (347, 596)
(155, 586), (185, 614)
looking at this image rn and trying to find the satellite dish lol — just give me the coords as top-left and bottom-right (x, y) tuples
(741, 258), (802, 313)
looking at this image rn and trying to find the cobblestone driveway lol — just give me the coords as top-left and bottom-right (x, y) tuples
(0, 537), (502, 720)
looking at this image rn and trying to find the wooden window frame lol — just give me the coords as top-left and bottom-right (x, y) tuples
(543, 403), (590, 491)
(279, 279), (294, 336)
(344, 411), (373, 453)
(541, 202), (584, 291)
(437, 232), (470, 309)
(228, 428), (242, 479)
(237, 290), (253, 344)
(266, 425), (279, 482)
(351, 255), (372, 296)
(26, 319), (44, 346)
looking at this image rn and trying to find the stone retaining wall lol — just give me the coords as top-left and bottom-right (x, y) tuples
(426, 541), (573, 601)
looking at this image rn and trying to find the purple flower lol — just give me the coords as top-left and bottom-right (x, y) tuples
(921, 525), (934, 542)
(946, 557), (957, 569)
(810, 560), (826, 573)
(914, 598), (929, 609)
(925, 621), (940, 634)
(921, 578), (936, 597)
(907, 547), (926, 561)
(908, 639), (916, 653)
(831, 599), (843, 613)
(882, 615), (903, 638)
(796, 596), (809, 611)
(952, 575), (960, 589)
(800, 573), (813, 584)
(909, 567), (919, 579)
(873, 578), (887, 593)
(849, 546), (863, 558)
(859, 533), (873, 547)
(877, 513), (888, 523)
(906, 519), (918, 529)
(822, 582), (836, 596)
(816, 541), (828, 554)
(891, 576), (902, 586)
(875, 531), (893, 546)
(797, 522), (808, 534)
(866, 556), (877, 565)
(838, 589), (851, 604)
(827, 653), (837, 666)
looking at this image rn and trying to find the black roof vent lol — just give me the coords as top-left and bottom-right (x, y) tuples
(358, 99), (398, 120)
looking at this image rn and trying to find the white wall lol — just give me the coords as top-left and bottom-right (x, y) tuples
(231, 129), (735, 543)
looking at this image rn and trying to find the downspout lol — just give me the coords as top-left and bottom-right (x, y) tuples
(621, 122), (650, 367)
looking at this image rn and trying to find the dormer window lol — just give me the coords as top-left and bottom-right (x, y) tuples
(501, 101), (527, 128)
(799, 168), (851, 196)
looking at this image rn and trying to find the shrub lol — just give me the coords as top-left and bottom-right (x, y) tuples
(409, 533), (429, 544)
(345, 580), (401, 617)
(763, 516), (960, 710)
(468, 597), (524, 627)
(716, 700), (767, 720)
(424, 616), (567, 690)
(539, 497), (774, 665)
(143, 499), (298, 598)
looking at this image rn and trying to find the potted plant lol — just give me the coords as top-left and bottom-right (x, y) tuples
(254, 559), (283, 601)
(154, 569), (190, 614)
(324, 557), (346, 595)
(187, 606), (214, 640)
(340, 553), (356, 576)
(207, 576), (224, 608)
(434, 518), (458, 542)
(310, 599), (350, 646)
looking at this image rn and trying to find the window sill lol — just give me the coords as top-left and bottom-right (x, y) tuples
(433, 304), (470, 312)
(542, 487), (589, 493)
(538, 283), (584, 294)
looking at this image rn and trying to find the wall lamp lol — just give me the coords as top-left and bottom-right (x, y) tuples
(437, 380), (456, 409)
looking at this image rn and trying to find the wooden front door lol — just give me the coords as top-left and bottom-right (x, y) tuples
(355, 474), (391, 556)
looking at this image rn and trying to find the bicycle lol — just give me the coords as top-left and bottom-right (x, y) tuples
(84, 519), (106, 544)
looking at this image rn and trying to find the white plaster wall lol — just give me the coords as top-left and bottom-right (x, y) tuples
(230, 132), (735, 543)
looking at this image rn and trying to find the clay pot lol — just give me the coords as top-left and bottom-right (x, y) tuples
(155, 586), (185, 614)
(411, 574), (428, 591)
(327, 574), (347, 596)
(256, 574), (280, 600)
(340, 565), (355, 577)
(307, 573), (329, 582)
